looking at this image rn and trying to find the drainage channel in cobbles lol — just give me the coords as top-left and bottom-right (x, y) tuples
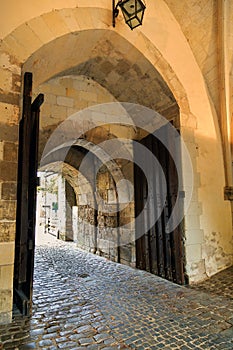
(0, 234), (232, 349)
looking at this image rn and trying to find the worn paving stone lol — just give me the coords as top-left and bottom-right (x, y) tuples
(0, 234), (232, 349)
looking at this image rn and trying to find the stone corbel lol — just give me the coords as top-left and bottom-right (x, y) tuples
(224, 186), (233, 201)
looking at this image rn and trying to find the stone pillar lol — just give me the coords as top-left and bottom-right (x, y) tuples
(57, 176), (75, 241)
(0, 47), (21, 324)
(72, 206), (78, 243)
(65, 181), (75, 241)
(57, 175), (67, 240)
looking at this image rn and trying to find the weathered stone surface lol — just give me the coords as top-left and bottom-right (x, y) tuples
(3, 142), (17, 162)
(0, 243), (14, 265)
(0, 265), (13, 290)
(0, 123), (19, 142)
(0, 161), (17, 181)
(1, 182), (17, 200)
(0, 93), (19, 106)
(0, 222), (15, 242)
(0, 290), (12, 313)
(0, 200), (16, 220)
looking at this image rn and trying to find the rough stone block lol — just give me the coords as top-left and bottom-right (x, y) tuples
(0, 102), (19, 125)
(186, 259), (207, 283)
(73, 7), (94, 29)
(57, 96), (74, 107)
(107, 189), (117, 204)
(185, 215), (201, 230)
(120, 244), (132, 263)
(10, 23), (42, 56)
(78, 194), (88, 205)
(12, 73), (21, 93)
(0, 123), (19, 142)
(0, 311), (12, 324)
(1, 182), (17, 200)
(0, 142), (3, 160)
(42, 11), (69, 37)
(0, 265), (14, 290)
(0, 52), (20, 75)
(48, 84), (67, 96)
(0, 289), (13, 313)
(59, 77), (74, 89)
(0, 242), (15, 265)
(44, 94), (56, 105)
(40, 102), (51, 118)
(0, 222), (16, 242)
(3, 142), (17, 162)
(66, 87), (80, 99)
(3, 34), (29, 62)
(186, 243), (202, 263)
(0, 161), (17, 181)
(180, 113), (197, 129)
(59, 8), (80, 32)
(28, 16), (55, 44)
(0, 201), (14, 221)
(186, 201), (202, 215)
(80, 91), (98, 102)
(186, 229), (204, 245)
(52, 105), (67, 122)
(0, 68), (12, 91)
(97, 92), (115, 103)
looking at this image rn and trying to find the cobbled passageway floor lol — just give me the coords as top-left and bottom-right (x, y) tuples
(0, 233), (232, 349)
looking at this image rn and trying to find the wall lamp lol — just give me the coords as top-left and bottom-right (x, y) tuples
(113, 0), (146, 30)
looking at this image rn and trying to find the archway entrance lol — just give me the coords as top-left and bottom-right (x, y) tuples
(13, 26), (190, 316)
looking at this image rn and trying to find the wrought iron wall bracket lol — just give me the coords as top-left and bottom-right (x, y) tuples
(113, 0), (120, 27)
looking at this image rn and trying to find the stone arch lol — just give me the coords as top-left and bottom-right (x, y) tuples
(0, 3), (224, 153)
(40, 138), (132, 260)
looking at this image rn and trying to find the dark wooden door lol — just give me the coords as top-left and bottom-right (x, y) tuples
(14, 72), (44, 315)
(134, 128), (185, 285)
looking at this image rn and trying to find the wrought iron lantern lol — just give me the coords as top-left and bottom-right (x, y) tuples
(113, 0), (146, 30)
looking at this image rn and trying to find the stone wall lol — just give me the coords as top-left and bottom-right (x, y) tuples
(73, 161), (135, 266)
(0, 49), (20, 323)
(35, 76), (135, 265)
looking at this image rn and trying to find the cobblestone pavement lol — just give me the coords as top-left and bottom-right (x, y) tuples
(188, 266), (233, 301)
(0, 234), (232, 349)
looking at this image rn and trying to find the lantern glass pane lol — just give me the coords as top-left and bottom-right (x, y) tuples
(121, 10), (130, 22)
(127, 17), (141, 29)
(137, 9), (144, 22)
(121, 0), (137, 16)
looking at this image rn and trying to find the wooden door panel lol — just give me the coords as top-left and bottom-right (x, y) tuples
(134, 128), (185, 284)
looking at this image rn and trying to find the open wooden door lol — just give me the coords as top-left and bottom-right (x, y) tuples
(134, 128), (186, 285)
(14, 72), (44, 316)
